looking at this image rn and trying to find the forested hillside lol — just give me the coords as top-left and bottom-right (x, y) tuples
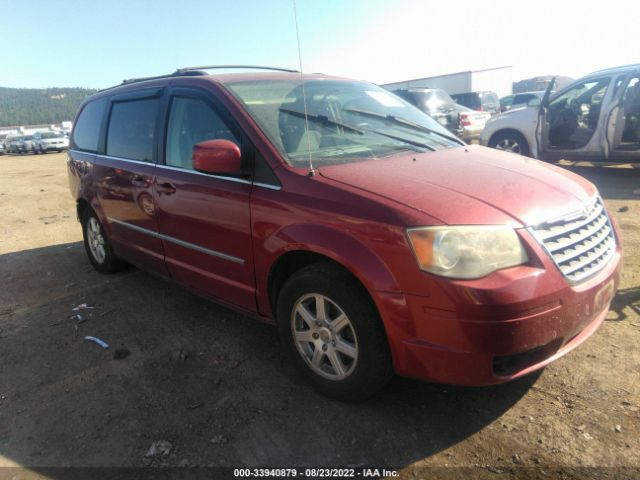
(0, 87), (98, 126)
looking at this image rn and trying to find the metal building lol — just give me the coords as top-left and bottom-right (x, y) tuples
(382, 66), (513, 98)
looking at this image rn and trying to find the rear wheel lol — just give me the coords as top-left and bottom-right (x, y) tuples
(489, 131), (530, 156)
(277, 263), (393, 401)
(81, 209), (125, 273)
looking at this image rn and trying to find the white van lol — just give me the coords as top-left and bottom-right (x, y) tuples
(480, 64), (640, 163)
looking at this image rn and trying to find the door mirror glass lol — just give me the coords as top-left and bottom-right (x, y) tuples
(192, 139), (242, 174)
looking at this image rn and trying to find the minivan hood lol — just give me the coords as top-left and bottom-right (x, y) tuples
(319, 145), (597, 227)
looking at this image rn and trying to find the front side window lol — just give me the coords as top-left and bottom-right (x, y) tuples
(548, 77), (610, 148)
(106, 98), (159, 161)
(72, 97), (108, 152)
(226, 80), (462, 168)
(165, 96), (239, 170)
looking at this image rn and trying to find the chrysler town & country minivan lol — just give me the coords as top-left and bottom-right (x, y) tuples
(68, 66), (621, 400)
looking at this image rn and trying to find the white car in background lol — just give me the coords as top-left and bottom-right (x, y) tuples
(33, 131), (69, 153)
(480, 63), (640, 163)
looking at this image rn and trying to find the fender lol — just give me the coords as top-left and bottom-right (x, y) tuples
(255, 223), (403, 317)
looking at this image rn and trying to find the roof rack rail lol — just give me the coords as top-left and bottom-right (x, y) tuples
(120, 68), (211, 85)
(113, 65), (300, 90)
(175, 65), (300, 74)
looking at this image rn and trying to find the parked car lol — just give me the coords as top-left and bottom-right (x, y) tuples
(451, 91), (501, 114)
(457, 105), (492, 141)
(7, 135), (23, 153)
(481, 64), (640, 162)
(387, 88), (462, 135)
(499, 91), (546, 112)
(33, 131), (70, 153)
(20, 135), (36, 154)
(68, 66), (621, 400)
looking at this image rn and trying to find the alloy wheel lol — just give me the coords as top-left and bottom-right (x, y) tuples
(87, 217), (106, 264)
(291, 293), (358, 380)
(495, 138), (522, 154)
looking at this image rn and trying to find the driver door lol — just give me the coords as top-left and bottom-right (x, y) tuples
(537, 76), (614, 162)
(153, 87), (256, 312)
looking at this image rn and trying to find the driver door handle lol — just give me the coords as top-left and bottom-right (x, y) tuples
(156, 182), (177, 195)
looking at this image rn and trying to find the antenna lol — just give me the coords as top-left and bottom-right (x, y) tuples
(292, 0), (315, 176)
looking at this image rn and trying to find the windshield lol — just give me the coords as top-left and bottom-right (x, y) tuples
(226, 80), (462, 167)
(41, 132), (63, 139)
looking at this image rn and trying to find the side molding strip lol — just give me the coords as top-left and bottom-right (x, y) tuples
(108, 218), (245, 265)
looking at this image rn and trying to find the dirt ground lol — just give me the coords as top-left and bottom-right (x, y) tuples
(0, 152), (638, 480)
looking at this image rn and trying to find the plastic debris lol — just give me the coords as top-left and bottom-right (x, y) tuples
(73, 303), (96, 311)
(71, 314), (87, 324)
(84, 336), (109, 349)
(145, 440), (173, 457)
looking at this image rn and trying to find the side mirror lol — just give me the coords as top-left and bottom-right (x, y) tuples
(192, 139), (242, 175)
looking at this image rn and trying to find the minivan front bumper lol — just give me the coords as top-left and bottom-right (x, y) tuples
(375, 244), (622, 386)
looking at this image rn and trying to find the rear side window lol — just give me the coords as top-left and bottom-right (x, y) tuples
(106, 98), (159, 162)
(72, 97), (107, 152)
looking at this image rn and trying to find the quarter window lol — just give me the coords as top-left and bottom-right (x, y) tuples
(165, 96), (239, 170)
(72, 97), (107, 152)
(106, 98), (159, 161)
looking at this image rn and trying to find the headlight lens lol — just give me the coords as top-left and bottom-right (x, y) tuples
(406, 226), (528, 279)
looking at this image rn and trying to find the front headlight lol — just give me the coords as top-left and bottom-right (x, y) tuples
(406, 226), (528, 279)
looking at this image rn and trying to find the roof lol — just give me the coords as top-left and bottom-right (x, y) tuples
(589, 63), (640, 76)
(95, 67), (351, 98)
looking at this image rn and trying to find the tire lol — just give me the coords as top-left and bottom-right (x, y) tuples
(81, 208), (125, 274)
(489, 131), (530, 156)
(276, 262), (393, 401)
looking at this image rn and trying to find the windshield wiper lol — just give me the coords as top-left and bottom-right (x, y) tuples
(279, 106), (434, 152)
(343, 108), (464, 145)
(279, 107), (364, 134)
(364, 129), (435, 151)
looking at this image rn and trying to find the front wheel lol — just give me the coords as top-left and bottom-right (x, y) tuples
(81, 209), (125, 273)
(489, 131), (530, 156)
(277, 263), (393, 401)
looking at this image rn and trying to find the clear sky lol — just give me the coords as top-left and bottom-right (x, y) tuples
(1, 0), (638, 89)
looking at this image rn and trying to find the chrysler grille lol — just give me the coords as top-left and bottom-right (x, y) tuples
(531, 198), (616, 283)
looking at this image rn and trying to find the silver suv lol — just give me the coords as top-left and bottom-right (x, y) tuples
(481, 63), (640, 163)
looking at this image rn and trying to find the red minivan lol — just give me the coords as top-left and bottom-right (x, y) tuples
(68, 66), (622, 400)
